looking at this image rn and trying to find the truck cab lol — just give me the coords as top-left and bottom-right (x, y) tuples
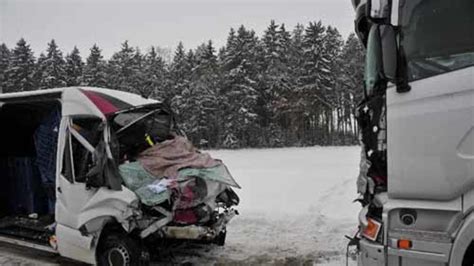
(350, 0), (474, 265)
(0, 87), (238, 265)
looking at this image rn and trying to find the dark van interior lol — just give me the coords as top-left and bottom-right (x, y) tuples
(0, 99), (60, 245)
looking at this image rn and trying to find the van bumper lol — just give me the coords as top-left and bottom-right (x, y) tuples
(358, 239), (386, 266)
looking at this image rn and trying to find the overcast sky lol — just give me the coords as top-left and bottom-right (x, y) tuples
(0, 0), (355, 59)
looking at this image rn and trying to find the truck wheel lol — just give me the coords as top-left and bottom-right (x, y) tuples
(462, 241), (474, 266)
(97, 233), (149, 266)
(214, 229), (227, 246)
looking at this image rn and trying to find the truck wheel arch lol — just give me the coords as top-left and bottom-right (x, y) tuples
(462, 242), (474, 266)
(450, 213), (474, 265)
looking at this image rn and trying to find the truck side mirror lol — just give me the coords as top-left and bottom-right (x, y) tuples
(367, 0), (391, 20)
(364, 25), (383, 97)
(365, 24), (399, 96)
(380, 25), (397, 81)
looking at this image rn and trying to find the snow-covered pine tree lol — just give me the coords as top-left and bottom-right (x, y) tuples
(259, 20), (279, 132)
(322, 26), (343, 101)
(220, 25), (260, 148)
(279, 23), (307, 145)
(322, 26), (344, 144)
(300, 21), (333, 145)
(130, 47), (147, 96)
(185, 49), (196, 73)
(83, 44), (107, 87)
(107, 41), (136, 92)
(33, 53), (46, 89)
(142, 46), (167, 99)
(323, 26), (344, 145)
(5, 38), (36, 92)
(168, 42), (190, 101)
(65, 46), (84, 86)
(290, 23), (305, 84)
(0, 44), (10, 93)
(167, 43), (195, 134)
(339, 33), (365, 141)
(38, 39), (67, 89)
(183, 41), (220, 148)
(260, 21), (293, 146)
(176, 48), (197, 121)
(301, 21), (331, 96)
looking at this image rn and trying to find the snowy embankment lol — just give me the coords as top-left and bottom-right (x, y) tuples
(161, 146), (361, 265)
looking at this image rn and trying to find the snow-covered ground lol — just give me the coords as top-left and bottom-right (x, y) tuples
(156, 146), (361, 265)
(0, 146), (361, 265)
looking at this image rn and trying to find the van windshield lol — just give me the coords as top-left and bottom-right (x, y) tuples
(400, 0), (474, 81)
(111, 103), (172, 159)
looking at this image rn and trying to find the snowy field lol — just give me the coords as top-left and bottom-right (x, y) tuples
(0, 146), (361, 265)
(200, 146), (360, 265)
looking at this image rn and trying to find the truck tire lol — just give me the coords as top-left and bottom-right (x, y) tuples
(97, 232), (150, 266)
(462, 241), (474, 266)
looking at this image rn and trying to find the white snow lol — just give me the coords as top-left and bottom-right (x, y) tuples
(158, 146), (361, 265)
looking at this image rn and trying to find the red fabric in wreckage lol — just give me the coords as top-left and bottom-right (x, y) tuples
(372, 175), (387, 186)
(138, 136), (225, 225)
(138, 136), (220, 179)
(174, 209), (198, 224)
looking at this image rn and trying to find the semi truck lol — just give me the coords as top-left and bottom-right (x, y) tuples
(349, 0), (474, 265)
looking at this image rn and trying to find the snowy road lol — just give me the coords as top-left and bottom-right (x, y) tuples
(0, 146), (361, 265)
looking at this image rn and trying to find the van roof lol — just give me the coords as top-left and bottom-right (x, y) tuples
(0, 87), (156, 104)
(0, 87), (159, 118)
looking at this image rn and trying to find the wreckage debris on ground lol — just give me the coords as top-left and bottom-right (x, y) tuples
(118, 136), (240, 240)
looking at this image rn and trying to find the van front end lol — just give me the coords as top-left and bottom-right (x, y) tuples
(0, 87), (241, 265)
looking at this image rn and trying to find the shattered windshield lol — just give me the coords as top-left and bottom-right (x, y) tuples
(400, 0), (474, 81)
(112, 104), (173, 159)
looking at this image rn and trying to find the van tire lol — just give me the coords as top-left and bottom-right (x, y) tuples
(462, 241), (474, 266)
(97, 233), (149, 266)
(214, 229), (227, 246)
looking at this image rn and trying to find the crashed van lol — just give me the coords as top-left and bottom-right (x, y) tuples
(0, 87), (240, 265)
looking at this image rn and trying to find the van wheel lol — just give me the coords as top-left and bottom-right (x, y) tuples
(97, 233), (149, 266)
(214, 229), (227, 246)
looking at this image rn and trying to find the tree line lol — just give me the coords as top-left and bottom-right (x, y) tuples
(0, 20), (365, 149)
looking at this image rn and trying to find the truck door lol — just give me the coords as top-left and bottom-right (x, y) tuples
(387, 0), (474, 201)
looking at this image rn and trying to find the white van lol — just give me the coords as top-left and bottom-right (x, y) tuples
(0, 87), (238, 265)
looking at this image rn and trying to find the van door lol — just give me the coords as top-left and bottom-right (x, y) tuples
(56, 116), (101, 229)
(55, 116), (137, 264)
